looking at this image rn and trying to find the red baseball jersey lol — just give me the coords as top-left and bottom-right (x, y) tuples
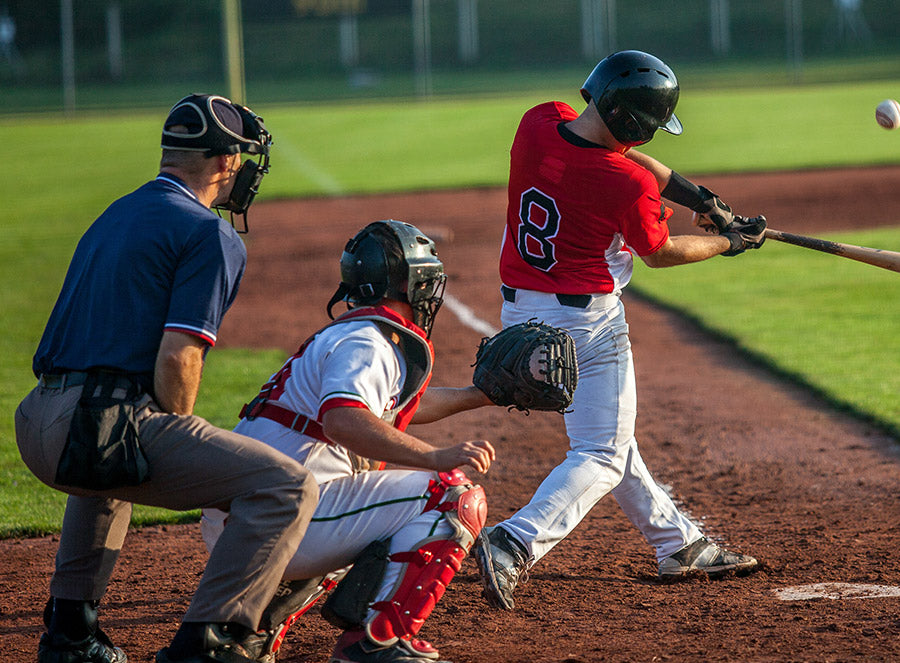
(499, 101), (672, 295)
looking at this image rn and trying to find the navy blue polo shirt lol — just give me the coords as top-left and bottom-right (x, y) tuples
(33, 175), (247, 381)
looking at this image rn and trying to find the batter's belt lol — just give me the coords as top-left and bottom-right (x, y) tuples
(501, 285), (620, 310)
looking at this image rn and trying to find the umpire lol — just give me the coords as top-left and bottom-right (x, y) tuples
(15, 94), (318, 663)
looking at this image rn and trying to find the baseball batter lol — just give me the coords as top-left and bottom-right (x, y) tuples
(475, 50), (764, 611)
(202, 221), (495, 663)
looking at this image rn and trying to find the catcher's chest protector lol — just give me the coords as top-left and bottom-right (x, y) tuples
(347, 309), (434, 430)
(241, 306), (433, 433)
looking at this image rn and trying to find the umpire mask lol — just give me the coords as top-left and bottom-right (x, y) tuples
(327, 220), (447, 338)
(162, 94), (273, 233)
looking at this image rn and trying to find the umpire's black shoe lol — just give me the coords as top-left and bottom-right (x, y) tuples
(38, 631), (127, 663)
(473, 525), (531, 611)
(329, 630), (451, 663)
(39, 598), (127, 663)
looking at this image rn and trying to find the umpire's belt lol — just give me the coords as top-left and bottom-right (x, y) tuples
(501, 285), (591, 309)
(39, 370), (148, 393)
(39, 371), (90, 389)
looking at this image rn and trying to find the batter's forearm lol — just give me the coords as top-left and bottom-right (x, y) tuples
(642, 235), (732, 268)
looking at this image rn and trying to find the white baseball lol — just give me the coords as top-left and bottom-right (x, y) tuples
(875, 99), (900, 130)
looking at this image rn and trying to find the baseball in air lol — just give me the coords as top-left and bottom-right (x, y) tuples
(875, 99), (900, 130)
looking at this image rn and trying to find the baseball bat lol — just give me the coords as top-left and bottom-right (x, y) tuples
(764, 228), (900, 274)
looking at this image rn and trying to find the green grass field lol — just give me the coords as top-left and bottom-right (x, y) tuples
(3, 77), (900, 536)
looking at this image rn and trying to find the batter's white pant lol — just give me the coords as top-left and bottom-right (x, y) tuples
(498, 289), (702, 563)
(202, 470), (458, 621)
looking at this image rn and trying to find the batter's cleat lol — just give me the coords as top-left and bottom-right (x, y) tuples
(473, 525), (531, 611)
(329, 630), (450, 663)
(658, 537), (758, 579)
(38, 631), (127, 663)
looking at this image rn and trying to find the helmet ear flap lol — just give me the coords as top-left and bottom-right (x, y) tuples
(603, 106), (654, 146)
(340, 230), (394, 307)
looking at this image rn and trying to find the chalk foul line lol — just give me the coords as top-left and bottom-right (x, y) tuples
(443, 292), (499, 338)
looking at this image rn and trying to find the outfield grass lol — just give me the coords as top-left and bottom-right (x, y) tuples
(631, 227), (900, 433)
(3, 78), (900, 536)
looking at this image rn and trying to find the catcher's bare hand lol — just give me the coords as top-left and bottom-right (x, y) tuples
(432, 439), (495, 475)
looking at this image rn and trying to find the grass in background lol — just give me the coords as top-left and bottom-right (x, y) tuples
(262, 79), (900, 197)
(631, 227), (900, 435)
(4, 76), (900, 536)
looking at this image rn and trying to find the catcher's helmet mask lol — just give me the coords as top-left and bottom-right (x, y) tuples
(161, 93), (273, 233)
(580, 50), (682, 147)
(327, 220), (447, 338)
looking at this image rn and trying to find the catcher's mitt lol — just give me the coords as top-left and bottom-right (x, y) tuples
(472, 321), (578, 414)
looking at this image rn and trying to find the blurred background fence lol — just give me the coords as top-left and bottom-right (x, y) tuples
(1, 0), (899, 113)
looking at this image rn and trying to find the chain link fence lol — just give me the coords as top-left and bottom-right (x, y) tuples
(1, 0), (898, 112)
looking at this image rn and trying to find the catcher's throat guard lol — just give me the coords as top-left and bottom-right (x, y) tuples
(473, 321), (578, 414)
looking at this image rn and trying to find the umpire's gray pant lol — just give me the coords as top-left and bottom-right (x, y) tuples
(14, 381), (318, 630)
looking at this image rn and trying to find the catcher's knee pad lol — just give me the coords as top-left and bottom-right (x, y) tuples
(364, 471), (487, 646)
(422, 469), (488, 550)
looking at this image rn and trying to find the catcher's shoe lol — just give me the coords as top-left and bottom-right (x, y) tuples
(658, 537), (758, 579)
(329, 630), (450, 663)
(473, 525), (531, 611)
(225, 628), (279, 663)
(38, 630), (127, 663)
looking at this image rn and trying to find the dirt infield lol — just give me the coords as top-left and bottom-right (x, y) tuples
(4, 167), (900, 662)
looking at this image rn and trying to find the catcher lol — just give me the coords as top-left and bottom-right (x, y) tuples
(198, 220), (572, 663)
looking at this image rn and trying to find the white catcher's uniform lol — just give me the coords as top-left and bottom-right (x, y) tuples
(201, 306), (486, 644)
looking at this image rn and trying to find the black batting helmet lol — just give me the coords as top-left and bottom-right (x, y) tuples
(327, 220), (446, 337)
(580, 50), (682, 147)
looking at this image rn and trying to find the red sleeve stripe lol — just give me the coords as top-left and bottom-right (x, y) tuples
(164, 323), (216, 346)
(318, 398), (369, 420)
